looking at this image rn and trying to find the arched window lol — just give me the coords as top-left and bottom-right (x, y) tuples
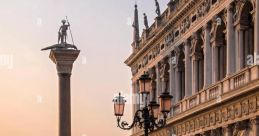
(215, 22), (227, 81)
(191, 33), (204, 91)
(174, 45), (185, 100)
(239, 1), (254, 68)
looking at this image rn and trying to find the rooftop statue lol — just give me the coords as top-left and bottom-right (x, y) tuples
(155, 0), (161, 16)
(143, 13), (149, 29)
(41, 17), (77, 51)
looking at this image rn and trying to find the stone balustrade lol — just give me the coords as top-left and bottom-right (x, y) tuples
(173, 65), (258, 116)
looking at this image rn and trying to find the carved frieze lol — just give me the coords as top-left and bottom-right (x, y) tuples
(227, 106), (235, 120)
(171, 94), (259, 136)
(234, 103), (242, 118)
(249, 97), (257, 113)
(222, 108), (228, 122)
(215, 110), (222, 123)
(241, 100), (249, 115)
(210, 112), (216, 126)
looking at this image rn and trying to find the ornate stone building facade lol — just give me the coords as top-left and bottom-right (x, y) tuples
(125, 0), (259, 135)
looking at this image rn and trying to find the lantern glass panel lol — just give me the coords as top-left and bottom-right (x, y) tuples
(159, 92), (173, 113)
(113, 93), (126, 117)
(114, 103), (125, 116)
(139, 77), (151, 94)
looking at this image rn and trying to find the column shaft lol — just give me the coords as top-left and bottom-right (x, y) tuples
(169, 58), (176, 103)
(226, 5), (236, 75)
(223, 125), (233, 136)
(203, 24), (212, 88)
(175, 68), (181, 102)
(255, 0), (259, 58)
(239, 30), (244, 70)
(185, 41), (192, 97)
(212, 46), (218, 83)
(251, 117), (259, 136)
(155, 64), (161, 102)
(192, 59), (198, 94)
(58, 73), (71, 136)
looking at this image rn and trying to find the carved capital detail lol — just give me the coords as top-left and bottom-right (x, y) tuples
(50, 49), (80, 74)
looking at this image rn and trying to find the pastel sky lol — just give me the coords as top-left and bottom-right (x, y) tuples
(0, 0), (168, 136)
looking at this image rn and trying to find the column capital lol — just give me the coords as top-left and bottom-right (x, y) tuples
(50, 49), (80, 74)
(250, 116), (259, 125)
(222, 124), (234, 134)
(184, 38), (191, 46)
(227, 3), (234, 12)
(202, 23), (211, 31)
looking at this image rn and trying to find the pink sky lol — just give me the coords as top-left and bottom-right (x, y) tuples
(0, 0), (168, 135)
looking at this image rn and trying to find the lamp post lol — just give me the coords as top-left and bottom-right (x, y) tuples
(113, 72), (173, 136)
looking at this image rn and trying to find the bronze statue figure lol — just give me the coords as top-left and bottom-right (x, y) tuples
(41, 18), (77, 51)
(58, 19), (70, 44)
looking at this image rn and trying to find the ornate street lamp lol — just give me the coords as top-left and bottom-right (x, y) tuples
(139, 72), (152, 94)
(112, 72), (173, 136)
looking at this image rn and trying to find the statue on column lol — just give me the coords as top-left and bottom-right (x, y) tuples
(155, 0), (161, 16)
(41, 17), (78, 51)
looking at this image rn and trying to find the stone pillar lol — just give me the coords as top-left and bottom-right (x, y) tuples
(155, 64), (161, 102)
(192, 58), (198, 94)
(212, 45), (218, 83)
(175, 67), (181, 102)
(235, 29), (239, 72)
(49, 49), (80, 136)
(223, 125), (233, 136)
(184, 40), (192, 97)
(226, 4), (236, 75)
(169, 56), (176, 103)
(238, 29), (244, 70)
(203, 24), (212, 88)
(251, 117), (259, 136)
(255, 0), (259, 60)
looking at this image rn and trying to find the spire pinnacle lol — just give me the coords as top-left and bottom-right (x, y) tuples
(132, 3), (140, 49)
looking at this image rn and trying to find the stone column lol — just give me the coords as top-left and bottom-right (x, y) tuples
(192, 58), (198, 94)
(175, 66), (181, 102)
(49, 49), (80, 136)
(235, 29), (239, 72)
(223, 125), (233, 136)
(226, 4), (236, 75)
(132, 81), (137, 114)
(203, 24), (212, 88)
(212, 45), (218, 83)
(169, 56), (176, 103)
(238, 29), (244, 70)
(155, 64), (161, 102)
(184, 40), (192, 97)
(255, 0), (259, 60)
(251, 117), (259, 136)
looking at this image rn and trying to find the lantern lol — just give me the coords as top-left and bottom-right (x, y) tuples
(139, 73), (152, 94)
(149, 101), (160, 119)
(159, 92), (173, 114)
(113, 93), (126, 117)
